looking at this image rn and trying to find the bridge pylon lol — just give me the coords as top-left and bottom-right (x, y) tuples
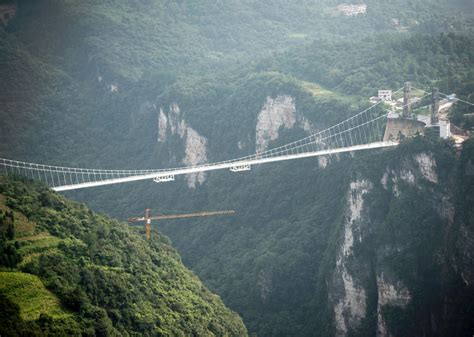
(403, 81), (411, 118)
(431, 87), (439, 125)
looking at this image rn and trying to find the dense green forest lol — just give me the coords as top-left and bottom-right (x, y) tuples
(1, 0), (474, 336)
(1, 0), (473, 165)
(154, 137), (474, 336)
(0, 176), (247, 336)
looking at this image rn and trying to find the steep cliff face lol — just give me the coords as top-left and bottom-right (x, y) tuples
(330, 153), (430, 337)
(156, 137), (474, 337)
(332, 179), (372, 336)
(376, 274), (411, 337)
(327, 142), (474, 337)
(255, 95), (311, 152)
(256, 95), (297, 152)
(183, 127), (208, 188)
(452, 141), (474, 295)
(156, 95), (314, 188)
(157, 103), (207, 188)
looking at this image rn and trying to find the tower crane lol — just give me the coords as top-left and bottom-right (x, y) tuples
(128, 208), (235, 240)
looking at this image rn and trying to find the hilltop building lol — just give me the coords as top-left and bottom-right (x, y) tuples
(378, 90), (392, 101)
(391, 18), (400, 26)
(439, 120), (451, 139)
(337, 3), (367, 16)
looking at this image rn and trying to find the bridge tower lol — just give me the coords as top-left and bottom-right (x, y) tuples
(403, 82), (411, 118)
(431, 87), (439, 125)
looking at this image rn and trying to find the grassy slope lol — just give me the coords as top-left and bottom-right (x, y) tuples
(0, 271), (71, 320)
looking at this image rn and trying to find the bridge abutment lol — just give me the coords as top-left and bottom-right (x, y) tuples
(383, 118), (426, 141)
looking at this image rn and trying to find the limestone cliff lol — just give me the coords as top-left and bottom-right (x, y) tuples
(183, 127), (207, 188)
(255, 95), (312, 153)
(158, 103), (207, 188)
(328, 144), (471, 337)
(376, 274), (411, 337)
(332, 179), (372, 336)
(156, 136), (474, 337)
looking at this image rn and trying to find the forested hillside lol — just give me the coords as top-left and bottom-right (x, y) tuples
(274, 33), (474, 96)
(156, 137), (474, 336)
(0, 176), (247, 336)
(1, 0), (474, 336)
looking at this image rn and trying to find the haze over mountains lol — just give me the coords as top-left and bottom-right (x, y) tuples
(1, 0), (473, 336)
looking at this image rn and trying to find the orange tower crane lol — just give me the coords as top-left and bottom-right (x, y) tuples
(128, 208), (235, 240)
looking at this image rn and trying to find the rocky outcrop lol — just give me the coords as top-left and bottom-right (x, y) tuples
(109, 83), (119, 92)
(331, 150), (450, 336)
(255, 95), (312, 152)
(256, 96), (296, 153)
(158, 109), (168, 142)
(414, 152), (438, 183)
(331, 176), (418, 337)
(257, 268), (273, 305)
(376, 273), (411, 337)
(318, 156), (329, 168)
(183, 127), (207, 188)
(158, 103), (207, 188)
(380, 151), (438, 196)
(332, 179), (372, 337)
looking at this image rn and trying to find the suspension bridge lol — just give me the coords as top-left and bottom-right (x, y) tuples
(0, 86), (455, 192)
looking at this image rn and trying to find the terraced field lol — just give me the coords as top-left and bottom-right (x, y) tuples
(0, 271), (71, 321)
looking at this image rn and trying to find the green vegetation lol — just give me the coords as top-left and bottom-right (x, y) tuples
(0, 1), (473, 336)
(157, 137), (474, 337)
(0, 176), (247, 336)
(16, 232), (62, 255)
(0, 271), (71, 321)
(274, 33), (474, 96)
(1, 0), (473, 166)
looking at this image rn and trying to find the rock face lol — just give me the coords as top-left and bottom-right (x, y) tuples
(330, 177), (416, 337)
(414, 152), (438, 183)
(332, 179), (372, 336)
(158, 109), (168, 142)
(158, 103), (207, 188)
(318, 156), (329, 168)
(330, 149), (450, 337)
(380, 151), (438, 196)
(109, 83), (119, 92)
(256, 96), (296, 153)
(255, 95), (312, 152)
(257, 268), (273, 305)
(376, 274), (411, 337)
(183, 127), (207, 188)
(156, 95), (314, 188)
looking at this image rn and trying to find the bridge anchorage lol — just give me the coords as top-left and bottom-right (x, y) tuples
(3, 84), (463, 192)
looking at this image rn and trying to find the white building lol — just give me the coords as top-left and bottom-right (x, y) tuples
(378, 90), (392, 101)
(369, 96), (381, 104)
(337, 4), (367, 16)
(439, 120), (451, 139)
